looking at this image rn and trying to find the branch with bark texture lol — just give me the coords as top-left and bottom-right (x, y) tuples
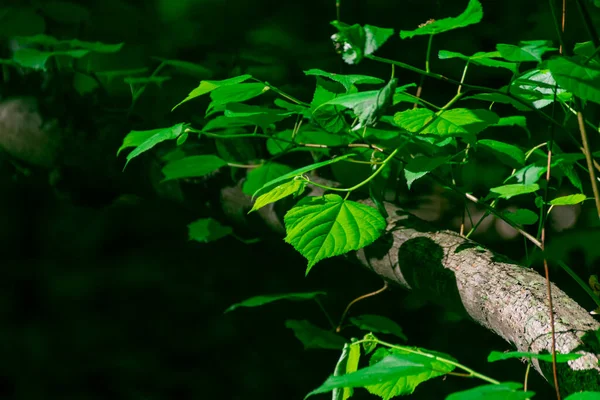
(221, 181), (600, 396)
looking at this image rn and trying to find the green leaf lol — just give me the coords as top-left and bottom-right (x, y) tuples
(285, 320), (346, 350)
(118, 128), (164, 156)
(446, 382), (535, 400)
(511, 68), (570, 109)
(284, 194), (386, 272)
(494, 116), (528, 129)
(223, 103), (294, 130)
(502, 209), (538, 226)
(250, 178), (308, 213)
(399, 0), (483, 39)
(548, 56), (600, 105)
(497, 40), (556, 62)
(349, 315), (408, 341)
(188, 218), (232, 244)
(225, 292), (326, 313)
(332, 343), (361, 400)
(172, 74), (252, 110)
(311, 78), (347, 133)
(207, 83), (269, 112)
(331, 22), (394, 64)
(243, 162), (294, 196)
(15, 34), (123, 52)
(307, 348), (455, 398)
(489, 184), (539, 199)
(438, 50), (518, 73)
(404, 156), (450, 189)
(12, 48), (89, 70)
(574, 41), (596, 57)
(487, 350), (582, 363)
(253, 154), (355, 198)
(161, 155), (227, 181)
(549, 194), (587, 206)
(394, 108), (499, 140)
(321, 78), (398, 130)
(304, 69), (384, 92)
(124, 123), (186, 167)
(566, 392), (600, 400)
(464, 92), (530, 111)
(478, 139), (525, 168)
(393, 83), (421, 105)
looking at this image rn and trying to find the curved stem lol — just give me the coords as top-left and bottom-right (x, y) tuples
(336, 281), (388, 332)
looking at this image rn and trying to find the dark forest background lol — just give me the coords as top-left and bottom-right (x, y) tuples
(1, 0), (598, 398)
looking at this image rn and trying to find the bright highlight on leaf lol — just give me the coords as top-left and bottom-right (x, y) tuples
(161, 155), (227, 181)
(122, 123), (187, 167)
(487, 350), (582, 363)
(188, 218), (232, 244)
(225, 291), (326, 313)
(497, 40), (556, 62)
(548, 56), (600, 105)
(330, 22), (394, 64)
(242, 162), (294, 196)
(489, 184), (539, 199)
(549, 194), (587, 206)
(404, 156), (450, 189)
(438, 50), (517, 73)
(446, 382), (534, 400)
(399, 0), (483, 39)
(284, 194), (386, 273)
(249, 178), (307, 213)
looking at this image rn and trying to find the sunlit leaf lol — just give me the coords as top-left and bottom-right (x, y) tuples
(565, 392), (600, 400)
(350, 315), (408, 341)
(123, 123), (186, 167)
(311, 78), (347, 133)
(549, 194), (587, 206)
(224, 103), (294, 130)
(250, 178), (307, 213)
(284, 194), (386, 272)
(188, 218), (232, 244)
(243, 162), (294, 195)
(399, 0), (483, 39)
(548, 56), (600, 105)
(207, 83), (269, 112)
(488, 350), (582, 363)
(307, 348), (455, 398)
(478, 139), (525, 168)
(489, 184), (539, 199)
(404, 156), (450, 189)
(332, 343), (360, 400)
(172, 74), (252, 110)
(118, 128), (164, 155)
(225, 291), (326, 313)
(285, 320), (346, 350)
(305, 69), (384, 92)
(438, 50), (517, 73)
(161, 155), (227, 181)
(511, 68), (570, 109)
(464, 92), (530, 111)
(446, 382), (535, 400)
(497, 40), (556, 62)
(253, 154), (355, 198)
(331, 22), (394, 64)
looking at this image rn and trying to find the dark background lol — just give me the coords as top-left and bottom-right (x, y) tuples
(1, 0), (599, 398)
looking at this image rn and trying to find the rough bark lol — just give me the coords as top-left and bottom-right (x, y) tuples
(221, 182), (600, 395)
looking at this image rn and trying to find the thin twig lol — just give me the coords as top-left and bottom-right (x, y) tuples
(336, 281), (389, 332)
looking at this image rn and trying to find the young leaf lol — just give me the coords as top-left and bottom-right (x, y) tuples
(332, 343), (360, 400)
(225, 292), (326, 313)
(548, 56), (600, 105)
(250, 179), (307, 213)
(404, 156), (450, 189)
(502, 209), (538, 226)
(172, 74), (252, 110)
(478, 139), (525, 168)
(161, 155), (227, 181)
(487, 350), (582, 363)
(124, 123), (186, 167)
(497, 40), (556, 62)
(305, 69), (384, 92)
(307, 348), (455, 398)
(207, 83), (269, 112)
(285, 320), (346, 350)
(349, 314), (408, 341)
(446, 382), (535, 400)
(252, 153), (355, 198)
(489, 184), (539, 199)
(284, 194), (386, 272)
(399, 0), (483, 39)
(188, 218), (232, 244)
(321, 78), (398, 130)
(549, 194), (587, 206)
(438, 50), (518, 73)
(330, 22), (394, 64)
(243, 162), (294, 195)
